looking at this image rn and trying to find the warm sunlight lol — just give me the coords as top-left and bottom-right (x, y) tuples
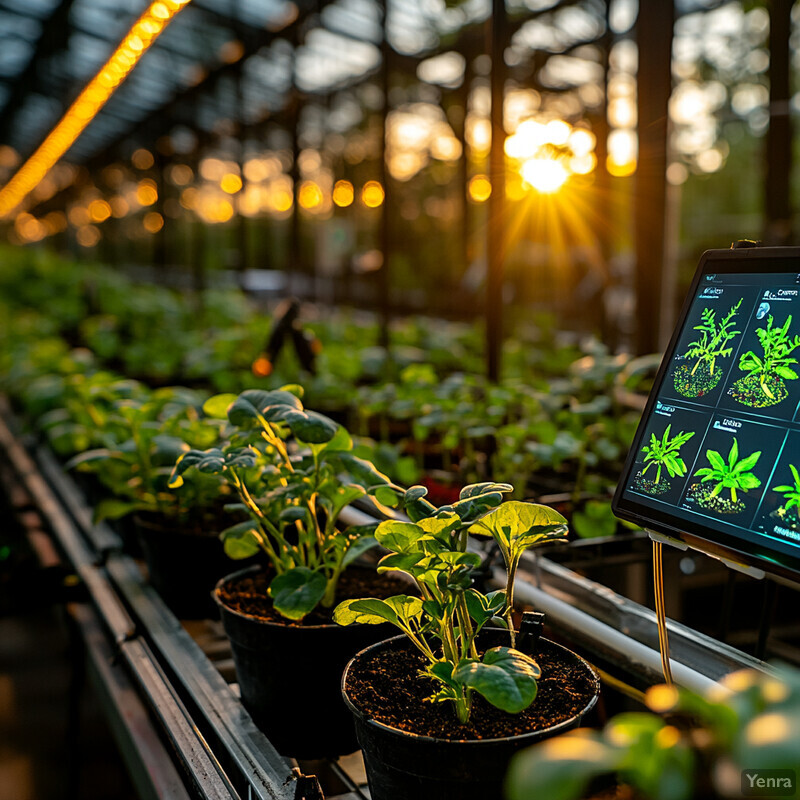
(505, 116), (597, 195)
(520, 157), (569, 194)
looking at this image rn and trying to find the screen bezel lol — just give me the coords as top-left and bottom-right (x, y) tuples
(612, 246), (800, 581)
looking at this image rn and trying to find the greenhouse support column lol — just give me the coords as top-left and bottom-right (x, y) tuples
(595, 0), (614, 349)
(486, 0), (506, 382)
(153, 151), (168, 277)
(191, 146), (207, 303)
(456, 60), (472, 298)
(236, 63), (249, 282)
(633, 0), (674, 355)
(379, 0), (391, 350)
(765, 0), (792, 245)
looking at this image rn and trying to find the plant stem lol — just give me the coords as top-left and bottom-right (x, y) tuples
(505, 556), (519, 648)
(457, 595), (478, 659)
(321, 564), (342, 608)
(231, 473), (294, 565)
(454, 692), (470, 724)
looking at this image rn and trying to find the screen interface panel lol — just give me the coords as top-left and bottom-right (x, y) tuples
(617, 256), (800, 573)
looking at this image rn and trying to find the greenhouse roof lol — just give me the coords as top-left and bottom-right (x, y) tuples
(0, 0), (731, 169)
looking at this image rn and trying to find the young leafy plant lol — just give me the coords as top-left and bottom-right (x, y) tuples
(685, 298), (742, 376)
(169, 387), (400, 620)
(66, 386), (226, 524)
(773, 464), (800, 513)
(737, 314), (800, 400)
(693, 438), (761, 505)
(335, 483), (568, 724)
(640, 424), (695, 485)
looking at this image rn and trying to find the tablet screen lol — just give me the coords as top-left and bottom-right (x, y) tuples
(613, 248), (800, 578)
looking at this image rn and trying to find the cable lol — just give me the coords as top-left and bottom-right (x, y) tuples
(652, 540), (673, 685)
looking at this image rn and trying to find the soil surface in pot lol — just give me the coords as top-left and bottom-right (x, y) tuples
(217, 568), (413, 626)
(346, 638), (596, 740)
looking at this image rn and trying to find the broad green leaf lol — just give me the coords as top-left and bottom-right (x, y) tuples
(169, 448), (224, 487)
(465, 588), (506, 628)
(775, 366), (798, 380)
(417, 513), (461, 541)
(375, 520), (425, 553)
(377, 552), (424, 574)
(334, 597), (397, 626)
(285, 410), (338, 443)
(384, 594), (424, 625)
(373, 484), (403, 507)
(203, 393), (237, 419)
(459, 482), (514, 500)
(733, 451), (761, 474)
(321, 423), (352, 453)
(227, 389), (302, 427)
(221, 521), (263, 559)
(447, 487), (513, 521)
(403, 485), (438, 522)
(429, 660), (460, 691)
(706, 450), (726, 472)
(269, 568), (327, 620)
(738, 473), (761, 490)
(727, 439), (739, 468)
(279, 383), (304, 399)
(327, 452), (393, 487)
(436, 551), (482, 569)
(454, 647), (540, 713)
(468, 501), (568, 554)
(334, 594), (422, 627)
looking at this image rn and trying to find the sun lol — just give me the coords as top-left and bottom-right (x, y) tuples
(520, 157), (569, 194)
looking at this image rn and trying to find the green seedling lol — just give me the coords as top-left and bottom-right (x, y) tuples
(686, 299), (742, 377)
(169, 387), (400, 620)
(738, 314), (800, 400)
(66, 386), (224, 524)
(773, 464), (800, 513)
(641, 425), (695, 484)
(693, 438), (761, 504)
(335, 483), (567, 724)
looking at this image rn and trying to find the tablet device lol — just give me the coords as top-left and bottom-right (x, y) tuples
(612, 246), (800, 580)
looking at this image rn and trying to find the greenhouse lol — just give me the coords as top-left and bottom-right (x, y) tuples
(2, 0), (800, 798)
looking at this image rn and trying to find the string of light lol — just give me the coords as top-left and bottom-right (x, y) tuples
(0, 0), (193, 219)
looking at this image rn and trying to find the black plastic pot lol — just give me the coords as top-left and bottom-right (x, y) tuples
(214, 565), (392, 759)
(135, 513), (239, 619)
(342, 634), (601, 800)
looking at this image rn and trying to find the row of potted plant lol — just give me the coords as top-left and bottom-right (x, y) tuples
(162, 386), (601, 797)
(3, 277), (796, 796)
(1, 288), (651, 538)
(66, 381), (797, 800)
(0, 311), (605, 794)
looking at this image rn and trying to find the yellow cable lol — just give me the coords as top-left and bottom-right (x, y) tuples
(0, 0), (193, 218)
(652, 540), (673, 685)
